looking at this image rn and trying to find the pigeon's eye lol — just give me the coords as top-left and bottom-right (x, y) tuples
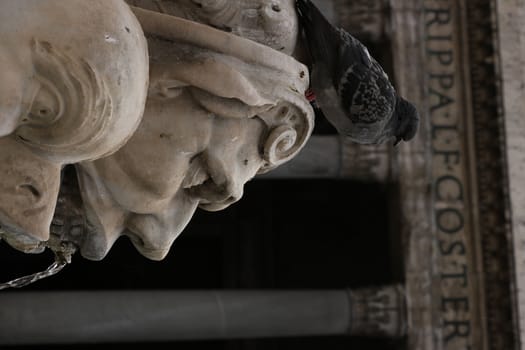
(272, 4), (281, 12)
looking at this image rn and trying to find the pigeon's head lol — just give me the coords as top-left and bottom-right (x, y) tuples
(393, 97), (420, 145)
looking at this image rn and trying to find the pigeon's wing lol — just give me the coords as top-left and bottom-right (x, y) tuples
(335, 30), (390, 81)
(336, 30), (397, 124)
(337, 68), (391, 124)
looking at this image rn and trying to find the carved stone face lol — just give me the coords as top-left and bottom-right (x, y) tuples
(78, 89), (266, 260)
(75, 9), (314, 261)
(0, 0), (149, 252)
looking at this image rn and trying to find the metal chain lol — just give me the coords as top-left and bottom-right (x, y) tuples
(0, 254), (67, 290)
(0, 166), (81, 290)
(0, 237), (77, 290)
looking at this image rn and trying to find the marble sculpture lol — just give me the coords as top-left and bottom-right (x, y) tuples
(0, 0), (314, 263)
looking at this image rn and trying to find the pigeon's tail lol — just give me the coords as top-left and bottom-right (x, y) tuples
(394, 97), (420, 143)
(296, 0), (339, 67)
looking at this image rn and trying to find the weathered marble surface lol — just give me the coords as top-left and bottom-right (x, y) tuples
(0, 0), (149, 253)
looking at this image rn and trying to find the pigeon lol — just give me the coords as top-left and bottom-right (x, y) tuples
(296, 0), (419, 145)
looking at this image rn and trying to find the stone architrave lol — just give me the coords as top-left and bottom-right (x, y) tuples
(395, 0), (484, 348)
(390, 0), (511, 349)
(0, 0), (149, 254)
(74, 8), (314, 261)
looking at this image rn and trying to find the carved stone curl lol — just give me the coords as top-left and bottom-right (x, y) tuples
(74, 8), (314, 260)
(0, 0), (149, 253)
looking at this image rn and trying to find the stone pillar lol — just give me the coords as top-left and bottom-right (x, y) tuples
(0, 286), (405, 345)
(258, 135), (393, 182)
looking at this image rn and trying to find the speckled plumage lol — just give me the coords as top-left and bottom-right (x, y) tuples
(296, 0), (419, 144)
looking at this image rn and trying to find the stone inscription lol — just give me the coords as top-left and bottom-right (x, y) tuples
(425, 1), (480, 349)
